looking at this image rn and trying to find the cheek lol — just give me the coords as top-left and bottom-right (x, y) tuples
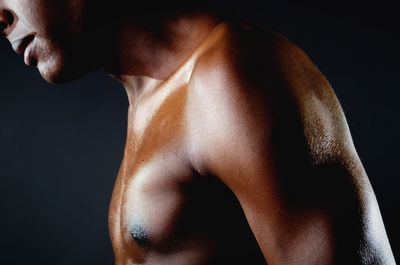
(14, 1), (44, 28)
(14, 0), (70, 36)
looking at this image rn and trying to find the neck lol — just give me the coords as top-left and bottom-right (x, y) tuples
(102, 10), (223, 105)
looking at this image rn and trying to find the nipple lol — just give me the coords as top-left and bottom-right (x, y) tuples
(130, 223), (150, 248)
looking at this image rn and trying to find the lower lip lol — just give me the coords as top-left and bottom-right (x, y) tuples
(23, 39), (36, 66)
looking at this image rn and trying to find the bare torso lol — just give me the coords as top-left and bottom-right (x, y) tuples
(108, 85), (266, 265)
(109, 101), (266, 264)
(109, 22), (266, 265)
(108, 20), (395, 265)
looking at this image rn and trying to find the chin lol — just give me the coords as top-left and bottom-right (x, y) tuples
(39, 66), (81, 85)
(32, 35), (100, 84)
(37, 55), (95, 85)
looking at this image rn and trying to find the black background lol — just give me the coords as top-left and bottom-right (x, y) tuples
(0, 1), (398, 264)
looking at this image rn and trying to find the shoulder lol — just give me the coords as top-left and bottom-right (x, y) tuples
(186, 20), (290, 132)
(189, 19), (326, 91)
(187, 19), (338, 125)
(186, 19), (354, 171)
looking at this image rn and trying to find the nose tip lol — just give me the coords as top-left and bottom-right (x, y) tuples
(0, 9), (14, 36)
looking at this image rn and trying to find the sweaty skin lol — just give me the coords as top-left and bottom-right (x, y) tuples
(0, 1), (396, 264)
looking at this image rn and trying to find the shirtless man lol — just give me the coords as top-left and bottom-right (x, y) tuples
(0, 0), (396, 264)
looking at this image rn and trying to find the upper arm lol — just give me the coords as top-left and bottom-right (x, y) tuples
(185, 24), (395, 265)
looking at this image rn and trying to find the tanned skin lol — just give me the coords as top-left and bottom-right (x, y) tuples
(0, 1), (396, 264)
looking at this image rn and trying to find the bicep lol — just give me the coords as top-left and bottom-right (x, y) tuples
(198, 97), (390, 265)
(196, 98), (339, 264)
(189, 86), (393, 265)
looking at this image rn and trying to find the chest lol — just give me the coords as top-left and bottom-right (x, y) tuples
(109, 133), (218, 265)
(107, 105), (267, 265)
(119, 151), (195, 246)
(108, 84), (195, 257)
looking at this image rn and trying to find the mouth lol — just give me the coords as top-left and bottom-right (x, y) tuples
(11, 34), (37, 66)
(11, 34), (34, 55)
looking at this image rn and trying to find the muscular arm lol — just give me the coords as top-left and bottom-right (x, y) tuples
(186, 22), (395, 265)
